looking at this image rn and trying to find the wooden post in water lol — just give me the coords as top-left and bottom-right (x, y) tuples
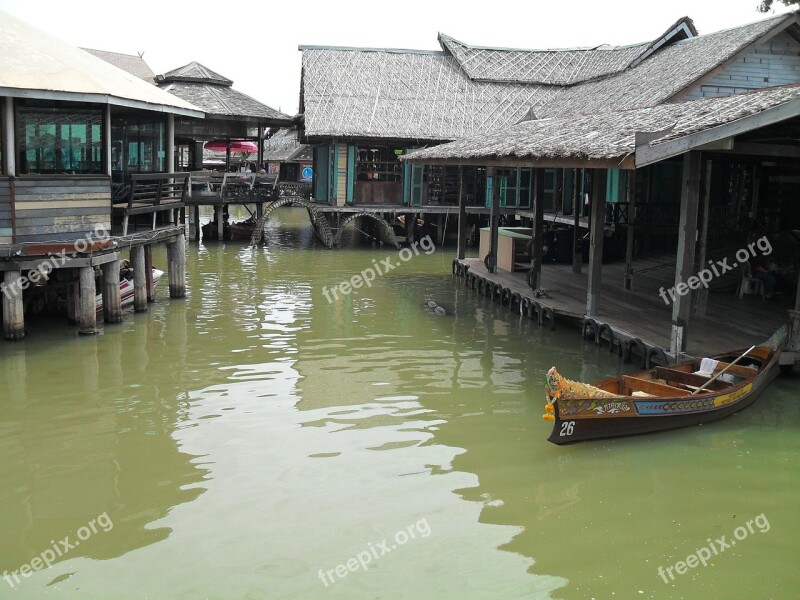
(216, 205), (224, 241)
(530, 168), (545, 289)
(693, 160), (712, 316)
(572, 169), (582, 275)
(2, 270), (25, 340)
(624, 170), (637, 290)
(131, 246), (147, 312)
(78, 266), (98, 335)
(100, 259), (122, 323)
(456, 166), (467, 260)
(671, 151), (702, 356)
(167, 232), (187, 299)
(144, 245), (155, 302)
(586, 169), (607, 317)
(488, 167), (499, 274)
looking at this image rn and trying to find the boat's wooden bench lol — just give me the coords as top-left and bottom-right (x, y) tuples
(622, 376), (690, 397)
(711, 361), (758, 379)
(113, 172), (190, 236)
(654, 367), (730, 392)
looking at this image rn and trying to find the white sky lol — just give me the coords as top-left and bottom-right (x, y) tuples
(0, 0), (794, 117)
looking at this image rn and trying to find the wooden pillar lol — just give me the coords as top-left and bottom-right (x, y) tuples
(586, 169), (607, 317)
(144, 245), (155, 302)
(456, 166), (467, 260)
(624, 170), (637, 290)
(488, 167), (500, 273)
(3, 97), (15, 176)
(2, 270), (25, 340)
(693, 160), (712, 316)
(257, 125), (264, 169)
(100, 259), (122, 323)
(572, 169), (582, 274)
(405, 212), (415, 245)
(193, 205), (201, 242)
(166, 114), (175, 173)
(78, 266), (98, 335)
(671, 152), (702, 356)
(529, 168), (545, 289)
(193, 141), (204, 170)
(131, 246), (147, 312)
(104, 105), (112, 177)
(167, 232), (186, 299)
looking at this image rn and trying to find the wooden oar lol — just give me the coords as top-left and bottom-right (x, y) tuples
(691, 345), (755, 395)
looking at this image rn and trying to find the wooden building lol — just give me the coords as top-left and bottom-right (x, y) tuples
(0, 10), (205, 340)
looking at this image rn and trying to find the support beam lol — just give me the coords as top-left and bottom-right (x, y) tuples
(104, 105), (112, 177)
(131, 246), (147, 312)
(216, 206), (224, 241)
(488, 167), (500, 273)
(572, 169), (582, 274)
(100, 259), (122, 324)
(144, 245), (155, 302)
(530, 168), (545, 289)
(3, 97), (15, 176)
(167, 233), (186, 299)
(78, 266), (98, 335)
(671, 152), (702, 356)
(456, 166), (467, 260)
(586, 169), (608, 317)
(693, 160), (712, 315)
(624, 170), (637, 290)
(2, 270), (24, 340)
(66, 281), (79, 324)
(257, 126), (264, 169)
(166, 114), (175, 174)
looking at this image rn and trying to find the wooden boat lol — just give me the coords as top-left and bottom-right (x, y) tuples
(201, 218), (256, 241)
(95, 269), (163, 313)
(543, 326), (787, 445)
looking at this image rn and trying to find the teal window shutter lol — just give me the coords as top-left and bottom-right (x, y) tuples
(331, 145), (339, 201)
(499, 176), (508, 207)
(313, 145), (329, 203)
(410, 164), (424, 206)
(485, 175), (493, 208)
(346, 145), (355, 204)
(403, 160), (411, 206)
(606, 169), (620, 202)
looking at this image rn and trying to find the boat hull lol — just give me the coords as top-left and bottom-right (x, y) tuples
(547, 353), (781, 445)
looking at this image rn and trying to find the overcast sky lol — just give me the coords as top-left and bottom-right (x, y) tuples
(0, 0), (794, 117)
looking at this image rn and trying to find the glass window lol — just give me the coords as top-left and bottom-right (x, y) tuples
(16, 107), (103, 174)
(111, 115), (166, 180)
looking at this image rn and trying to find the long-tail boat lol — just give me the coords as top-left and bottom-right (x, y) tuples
(543, 325), (788, 445)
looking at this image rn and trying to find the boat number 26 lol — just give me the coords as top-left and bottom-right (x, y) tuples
(559, 421), (575, 437)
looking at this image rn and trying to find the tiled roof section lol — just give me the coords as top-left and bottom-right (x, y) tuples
(82, 48), (155, 82)
(158, 80), (291, 122)
(301, 49), (558, 140)
(160, 61), (233, 85)
(402, 84), (800, 163)
(438, 33), (650, 86)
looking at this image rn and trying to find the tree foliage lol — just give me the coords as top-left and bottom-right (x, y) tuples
(758, 0), (800, 13)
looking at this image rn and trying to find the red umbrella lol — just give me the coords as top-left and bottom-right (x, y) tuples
(205, 140), (259, 153)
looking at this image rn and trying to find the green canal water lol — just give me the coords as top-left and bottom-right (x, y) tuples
(0, 207), (798, 599)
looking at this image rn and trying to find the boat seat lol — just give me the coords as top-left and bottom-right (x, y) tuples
(623, 376), (689, 397)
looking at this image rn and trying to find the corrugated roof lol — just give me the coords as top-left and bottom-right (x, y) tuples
(0, 10), (202, 116)
(402, 84), (800, 164)
(301, 12), (796, 140)
(82, 48), (155, 83)
(156, 62), (291, 123)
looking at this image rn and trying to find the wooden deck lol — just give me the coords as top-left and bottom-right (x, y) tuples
(457, 257), (791, 361)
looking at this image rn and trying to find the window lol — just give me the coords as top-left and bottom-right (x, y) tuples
(16, 107), (103, 175)
(111, 116), (165, 180)
(355, 145), (403, 182)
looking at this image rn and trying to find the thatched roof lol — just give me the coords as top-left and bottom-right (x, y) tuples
(300, 12), (796, 141)
(401, 84), (800, 167)
(156, 61), (291, 124)
(263, 127), (311, 162)
(82, 48), (155, 83)
(0, 10), (202, 117)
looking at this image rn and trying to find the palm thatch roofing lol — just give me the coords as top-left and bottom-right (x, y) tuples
(401, 84), (800, 168)
(82, 48), (155, 83)
(300, 12), (797, 141)
(0, 10), (202, 117)
(263, 127), (311, 162)
(156, 62), (291, 125)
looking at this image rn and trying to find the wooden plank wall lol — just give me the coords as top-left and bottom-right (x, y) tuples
(13, 176), (111, 243)
(681, 31), (800, 100)
(0, 177), (12, 244)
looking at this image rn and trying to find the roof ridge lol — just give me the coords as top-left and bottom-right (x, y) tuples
(437, 31), (649, 54)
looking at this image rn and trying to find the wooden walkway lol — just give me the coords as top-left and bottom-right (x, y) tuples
(456, 257), (790, 363)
